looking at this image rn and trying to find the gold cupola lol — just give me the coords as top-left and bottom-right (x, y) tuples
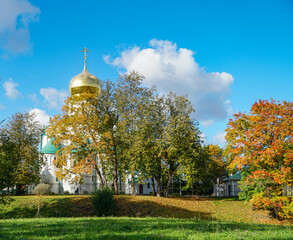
(69, 47), (101, 96)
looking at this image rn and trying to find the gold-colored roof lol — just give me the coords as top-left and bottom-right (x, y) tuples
(69, 66), (101, 96)
(69, 48), (101, 96)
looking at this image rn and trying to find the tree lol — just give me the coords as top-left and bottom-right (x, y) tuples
(0, 112), (42, 195)
(163, 92), (202, 197)
(97, 80), (120, 194)
(207, 144), (227, 184)
(225, 99), (293, 219)
(34, 183), (51, 217)
(47, 93), (109, 187)
(139, 95), (166, 197)
(115, 72), (154, 195)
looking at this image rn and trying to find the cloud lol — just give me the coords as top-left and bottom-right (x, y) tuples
(212, 131), (227, 146)
(29, 108), (50, 126)
(201, 119), (214, 128)
(104, 39), (234, 124)
(0, 0), (40, 55)
(3, 78), (21, 99)
(40, 87), (68, 109)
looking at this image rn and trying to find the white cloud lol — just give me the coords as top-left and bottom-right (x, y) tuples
(3, 78), (21, 99)
(201, 119), (214, 128)
(212, 131), (227, 146)
(29, 108), (50, 126)
(0, 0), (40, 55)
(104, 39), (234, 124)
(40, 87), (68, 109)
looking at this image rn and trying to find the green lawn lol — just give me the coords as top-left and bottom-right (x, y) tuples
(1, 217), (292, 240)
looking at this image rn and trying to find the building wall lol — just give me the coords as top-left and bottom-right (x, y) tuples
(41, 153), (155, 195)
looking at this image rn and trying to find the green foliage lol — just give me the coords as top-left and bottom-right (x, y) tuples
(0, 112), (42, 195)
(91, 188), (114, 216)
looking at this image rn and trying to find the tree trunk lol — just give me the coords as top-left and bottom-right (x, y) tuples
(151, 176), (156, 196)
(155, 176), (162, 197)
(131, 174), (136, 195)
(112, 156), (119, 194)
(112, 142), (119, 195)
(95, 166), (105, 187)
(164, 164), (174, 197)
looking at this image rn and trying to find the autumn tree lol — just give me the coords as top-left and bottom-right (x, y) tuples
(0, 112), (42, 195)
(225, 99), (293, 219)
(47, 93), (109, 187)
(207, 144), (227, 183)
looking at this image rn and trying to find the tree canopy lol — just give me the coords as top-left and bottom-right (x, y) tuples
(225, 99), (293, 219)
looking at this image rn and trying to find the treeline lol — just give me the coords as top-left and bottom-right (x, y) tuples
(0, 72), (226, 199)
(47, 72), (226, 197)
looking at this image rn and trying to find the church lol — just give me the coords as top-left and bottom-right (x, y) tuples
(39, 48), (154, 195)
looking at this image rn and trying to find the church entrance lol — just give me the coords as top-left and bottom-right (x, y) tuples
(139, 184), (143, 195)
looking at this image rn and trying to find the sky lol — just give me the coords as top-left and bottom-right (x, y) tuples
(0, 0), (293, 146)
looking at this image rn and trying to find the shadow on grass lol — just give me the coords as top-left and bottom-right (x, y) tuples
(1, 217), (292, 240)
(114, 197), (212, 219)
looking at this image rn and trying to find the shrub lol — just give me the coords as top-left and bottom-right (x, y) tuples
(64, 191), (70, 195)
(83, 191), (89, 195)
(34, 184), (51, 196)
(33, 184), (51, 217)
(91, 188), (114, 216)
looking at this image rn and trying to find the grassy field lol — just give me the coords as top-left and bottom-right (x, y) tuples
(0, 195), (279, 224)
(1, 195), (291, 239)
(1, 217), (293, 240)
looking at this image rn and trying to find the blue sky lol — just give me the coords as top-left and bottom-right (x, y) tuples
(1, 0), (293, 145)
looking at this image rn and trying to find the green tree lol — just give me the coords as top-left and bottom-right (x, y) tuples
(0, 112), (42, 195)
(163, 92), (202, 197)
(115, 72), (154, 195)
(97, 80), (120, 194)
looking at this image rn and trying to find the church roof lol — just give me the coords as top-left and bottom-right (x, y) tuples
(40, 139), (60, 154)
(224, 172), (241, 181)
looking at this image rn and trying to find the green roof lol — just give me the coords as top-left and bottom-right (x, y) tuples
(40, 139), (60, 154)
(224, 172), (241, 181)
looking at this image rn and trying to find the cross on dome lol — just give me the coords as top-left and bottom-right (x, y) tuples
(81, 47), (91, 69)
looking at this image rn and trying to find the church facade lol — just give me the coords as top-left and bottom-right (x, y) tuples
(39, 49), (154, 195)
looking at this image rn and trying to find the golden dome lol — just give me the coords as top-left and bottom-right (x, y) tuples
(69, 66), (101, 96)
(69, 48), (101, 96)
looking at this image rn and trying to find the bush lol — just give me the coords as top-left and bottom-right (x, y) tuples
(33, 184), (51, 217)
(64, 191), (70, 195)
(34, 184), (51, 196)
(91, 188), (114, 216)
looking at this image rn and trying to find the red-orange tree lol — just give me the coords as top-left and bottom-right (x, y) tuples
(225, 99), (293, 219)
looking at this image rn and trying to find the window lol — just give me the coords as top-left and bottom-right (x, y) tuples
(147, 183), (150, 189)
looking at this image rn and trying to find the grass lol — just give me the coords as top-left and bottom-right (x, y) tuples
(0, 195), (278, 224)
(1, 217), (293, 240)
